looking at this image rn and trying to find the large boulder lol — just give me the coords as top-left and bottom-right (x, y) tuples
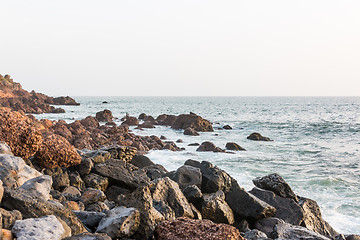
(73, 211), (106, 229)
(130, 155), (155, 168)
(96, 206), (140, 239)
(201, 190), (234, 225)
(196, 142), (224, 152)
(121, 116), (139, 126)
(18, 175), (53, 201)
(225, 142), (246, 151)
(53, 96), (80, 106)
(172, 165), (202, 190)
(96, 110), (113, 122)
(247, 132), (272, 141)
(154, 217), (244, 240)
(184, 127), (200, 136)
(171, 113), (213, 132)
(80, 116), (100, 129)
(198, 161), (232, 194)
(12, 215), (70, 240)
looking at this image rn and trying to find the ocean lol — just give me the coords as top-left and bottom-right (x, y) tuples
(38, 96), (360, 234)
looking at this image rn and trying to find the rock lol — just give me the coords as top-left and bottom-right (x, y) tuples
(75, 158), (94, 176)
(188, 143), (200, 146)
(53, 96), (80, 105)
(138, 121), (155, 129)
(63, 233), (111, 240)
(73, 211), (106, 229)
(223, 125), (232, 130)
(247, 132), (272, 141)
(160, 135), (167, 140)
(299, 197), (339, 238)
(143, 164), (168, 180)
(199, 161), (232, 194)
(0, 208), (22, 229)
(156, 114), (177, 126)
(69, 171), (86, 191)
(171, 114), (214, 132)
(154, 217), (244, 240)
(225, 142), (246, 151)
(244, 229), (268, 240)
(96, 110), (113, 122)
(172, 165), (202, 189)
(18, 175), (52, 201)
(0, 180), (4, 203)
(190, 203), (202, 219)
(270, 220), (330, 240)
(196, 141), (224, 152)
(138, 113), (147, 120)
(80, 188), (106, 206)
(52, 170), (70, 191)
(1, 187), (87, 235)
(252, 173), (298, 201)
(80, 116), (100, 129)
(0, 142), (12, 155)
(83, 173), (109, 191)
(62, 186), (82, 200)
(255, 217), (284, 238)
(225, 178), (276, 219)
(118, 177), (194, 239)
(105, 185), (131, 202)
(121, 116), (139, 126)
(184, 127), (200, 136)
(347, 235), (360, 240)
(249, 187), (304, 225)
(1, 229), (13, 240)
(176, 139), (183, 143)
(35, 134), (82, 168)
(0, 154), (42, 188)
(130, 155), (155, 168)
(12, 215), (68, 240)
(184, 159), (201, 168)
(94, 159), (150, 190)
(86, 202), (109, 213)
(201, 190), (234, 225)
(63, 201), (80, 211)
(96, 207), (140, 239)
(182, 185), (203, 207)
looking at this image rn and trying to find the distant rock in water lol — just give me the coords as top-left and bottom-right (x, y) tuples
(223, 125), (232, 130)
(184, 127), (200, 136)
(96, 109), (113, 122)
(102, 101), (108, 104)
(53, 96), (80, 106)
(225, 142), (246, 151)
(247, 132), (272, 141)
(196, 141), (224, 152)
(172, 113), (214, 132)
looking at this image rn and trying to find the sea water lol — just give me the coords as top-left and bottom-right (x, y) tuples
(39, 96), (360, 234)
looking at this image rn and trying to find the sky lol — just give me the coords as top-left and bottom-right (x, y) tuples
(1, 0), (360, 96)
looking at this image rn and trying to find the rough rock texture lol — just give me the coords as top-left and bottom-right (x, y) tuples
(171, 113), (214, 132)
(96, 207), (140, 239)
(0, 154), (42, 188)
(172, 165), (202, 189)
(0, 108), (42, 159)
(80, 188), (106, 206)
(182, 185), (203, 207)
(271, 220), (330, 240)
(35, 133), (82, 168)
(0, 142), (12, 155)
(18, 175), (52, 201)
(252, 173), (298, 201)
(122, 115), (139, 126)
(196, 141), (224, 152)
(247, 132), (272, 141)
(12, 215), (68, 240)
(63, 233), (111, 240)
(255, 217), (284, 238)
(154, 217), (244, 240)
(0, 208), (22, 229)
(244, 229), (268, 240)
(118, 177), (194, 239)
(183, 127), (200, 136)
(74, 211), (106, 229)
(83, 173), (109, 191)
(53, 96), (80, 106)
(198, 161), (232, 194)
(201, 190), (234, 225)
(130, 155), (155, 168)
(95, 109), (113, 122)
(225, 142), (246, 151)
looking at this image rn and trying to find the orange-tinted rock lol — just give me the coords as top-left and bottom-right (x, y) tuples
(96, 110), (113, 122)
(35, 134), (81, 168)
(172, 113), (213, 132)
(154, 217), (244, 240)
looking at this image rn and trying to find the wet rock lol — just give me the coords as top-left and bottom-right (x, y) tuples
(0, 154), (42, 188)
(184, 127), (200, 136)
(83, 173), (109, 191)
(163, 141), (181, 151)
(196, 141), (224, 152)
(223, 125), (232, 130)
(253, 173), (298, 201)
(249, 187), (304, 225)
(247, 132), (272, 141)
(188, 143), (200, 146)
(0, 142), (12, 155)
(96, 109), (113, 122)
(172, 165), (202, 189)
(244, 229), (268, 240)
(96, 207), (140, 238)
(0, 208), (22, 229)
(130, 155), (155, 168)
(80, 188), (106, 206)
(201, 190), (234, 224)
(154, 217), (244, 240)
(74, 211), (106, 229)
(63, 233), (111, 240)
(172, 114), (214, 132)
(225, 142), (246, 151)
(18, 175), (52, 201)
(12, 215), (69, 240)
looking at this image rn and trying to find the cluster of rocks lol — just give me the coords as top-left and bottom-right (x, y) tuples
(0, 74), (79, 114)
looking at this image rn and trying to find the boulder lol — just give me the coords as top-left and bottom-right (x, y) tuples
(156, 114), (177, 126)
(80, 188), (106, 206)
(53, 96), (80, 105)
(75, 157), (94, 176)
(252, 173), (298, 201)
(0, 208), (22, 229)
(172, 165), (202, 189)
(18, 175), (52, 201)
(0, 154), (42, 188)
(138, 113), (147, 120)
(225, 142), (246, 151)
(73, 211), (106, 229)
(12, 215), (69, 240)
(196, 141), (224, 152)
(247, 132), (272, 141)
(201, 190), (234, 225)
(96, 207), (140, 239)
(63, 233), (111, 240)
(69, 171), (86, 191)
(130, 155), (155, 168)
(182, 185), (203, 207)
(143, 164), (168, 180)
(83, 173), (109, 191)
(0, 142), (12, 155)
(199, 161), (232, 194)
(80, 116), (100, 129)
(96, 110), (113, 122)
(184, 127), (200, 136)
(121, 116), (139, 126)
(254, 217), (284, 238)
(51, 170), (70, 191)
(223, 125), (232, 130)
(244, 229), (268, 240)
(171, 114), (213, 132)
(154, 217), (244, 240)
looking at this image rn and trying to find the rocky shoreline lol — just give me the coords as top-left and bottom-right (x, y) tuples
(0, 78), (359, 240)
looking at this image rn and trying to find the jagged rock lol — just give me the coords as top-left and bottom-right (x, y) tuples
(255, 217), (283, 238)
(1, 187), (87, 235)
(0, 142), (12, 155)
(270, 220), (330, 240)
(94, 159), (150, 190)
(249, 187), (304, 225)
(80, 188), (106, 206)
(118, 177), (194, 239)
(53, 96), (80, 106)
(130, 155), (155, 168)
(63, 233), (111, 240)
(184, 127), (200, 136)
(244, 229), (268, 240)
(299, 197), (339, 238)
(252, 173), (298, 201)
(201, 190), (234, 225)
(83, 173), (109, 191)
(86, 202), (110, 213)
(69, 171), (86, 191)
(73, 211), (106, 229)
(105, 185), (131, 202)
(199, 161), (232, 194)
(12, 215), (69, 240)
(122, 116), (139, 126)
(0, 208), (22, 229)
(96, 207), (140, 238)
(75, 157), (94, 176)
(172, 165), (202, 189)
(223, 125), (232, 130)
(18, 175), (52, 201)
(225, 142), (246, 151)
(0, 154), (42, 188)
(96, 110), (113, 122)
(154, 217), (244, 240)
(190, 203), (202, 219)
(183, 185), (203, 208)
(171, 114), (214, 132)
(143, 164), (168, 180)
(196, 141), (224, 152)
(247, 132), (272, 141)
(80, 116), (100, 129)
(51, 170), (70, 191)
(91, 150), (111, 164)
(35, 134), (82, 168)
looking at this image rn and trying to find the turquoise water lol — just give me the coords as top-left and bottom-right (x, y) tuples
(39, 97), (360, 234)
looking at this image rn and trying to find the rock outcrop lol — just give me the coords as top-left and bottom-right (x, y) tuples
(247, 132), (272, 141)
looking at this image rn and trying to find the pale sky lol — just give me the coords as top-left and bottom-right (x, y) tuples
(1, 0), (360, 96)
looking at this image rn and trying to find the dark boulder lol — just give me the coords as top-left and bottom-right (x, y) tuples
(130, 155), (155, 168)
(182, 185), (203, 208)
(196, 141), (224, 152)
(225, 142), (246, 151)
(53, 96), (80, 106)
(122, 116), (139, 126)
(172, 165), (202, 189)
(223, 125), (232, 130)
(138, 113), (147, 120)
(172, 114), (213, 132)
(247, 132), (272, 141)
(96, 110), (113, 122)
(199, 161), (232, 194)
(184, 127), (200, 136)
(201, 190), (234, 225)
(83, 173), (109, 192)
